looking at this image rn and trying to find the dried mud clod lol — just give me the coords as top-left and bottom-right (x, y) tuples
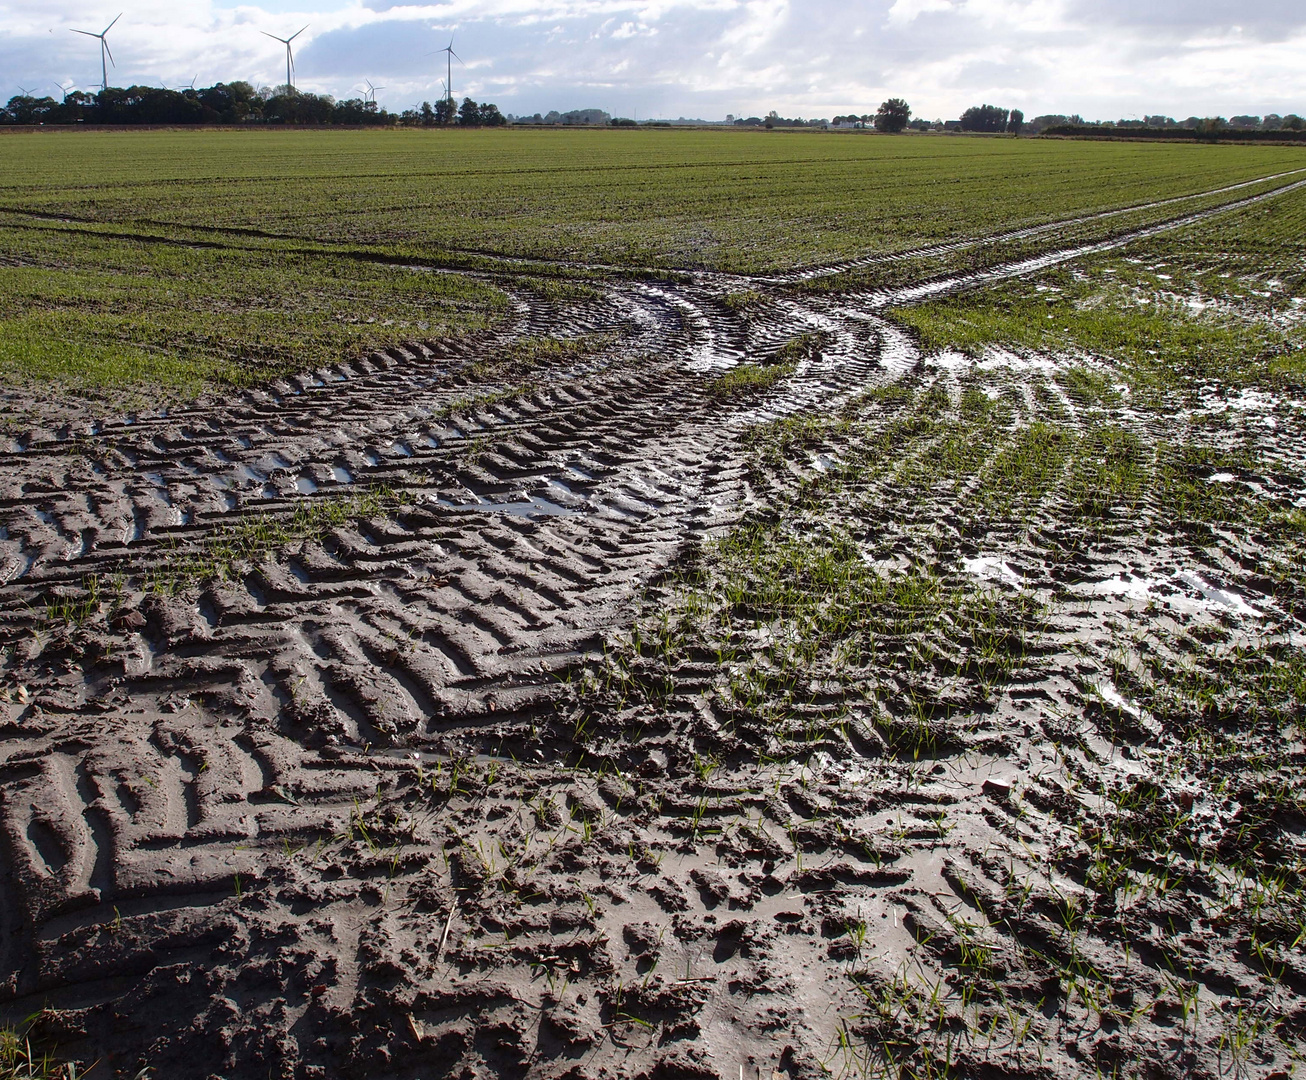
(1, 179), (1305, 1078)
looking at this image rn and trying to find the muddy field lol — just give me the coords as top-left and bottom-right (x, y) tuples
(1, 162), (1305, 1079)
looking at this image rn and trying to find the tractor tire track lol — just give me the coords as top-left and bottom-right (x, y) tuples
(0, 171), (1302, 1076)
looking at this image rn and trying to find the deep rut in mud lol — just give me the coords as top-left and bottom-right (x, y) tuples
(1, 175), (1304, 1079)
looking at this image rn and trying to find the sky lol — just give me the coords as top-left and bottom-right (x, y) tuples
(3, 0), (1305, 121)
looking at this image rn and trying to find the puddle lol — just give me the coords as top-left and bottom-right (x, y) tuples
(930, 346), (1094, 376)
(331, 466), (354, 484)
(962, 556), (1025, 589)
(1091, 679), (1142, 719)
(1075, 569), (1261, 617)
(296, 475), (318, 494)
(436, 493), (581, 518)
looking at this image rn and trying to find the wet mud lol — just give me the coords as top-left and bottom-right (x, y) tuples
(1, 178), (1304, 1078)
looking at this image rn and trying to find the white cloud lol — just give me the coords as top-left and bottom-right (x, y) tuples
(885, 0), (953, 27)
(1, 0), (1303, 119)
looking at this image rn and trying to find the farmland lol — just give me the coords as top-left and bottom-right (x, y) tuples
(1, 129), (1304, 403)
(0, 128), (1304, 1079)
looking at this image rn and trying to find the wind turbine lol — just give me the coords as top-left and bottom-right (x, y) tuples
(362, 79), (384, 104)
(71, 14), (121, 93)
(439, 37), (463, 105)
(262, 26), (307, 94)
(16, 85), (36, 97)
(59, 81), (76, 103)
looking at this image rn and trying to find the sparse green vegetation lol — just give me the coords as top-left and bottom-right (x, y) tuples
(707, 360), (796, 397)
(148, 487), (402, 594)
(571, 178), (1306, 1074)
(2, 130), (1303, 397)
(890, 188), (1306, 401)
(0, 1022), (85, 1080)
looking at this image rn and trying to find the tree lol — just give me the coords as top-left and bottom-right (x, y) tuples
(434, 98), (456, 125)
(874, 98), (910, 133)
(458, 97), (480, 126)
(196, 81), (259, 123)
(263, 91), (335, 125)
(558, 108), (610, 125)
(1007, 109), (1024, 135)
(959, 104), (1009, 133)
(477, 102), (506, 126)
(1285, 115), (1305, 131)
(1, 94), (58, 125)
(419, 101), (436, 126)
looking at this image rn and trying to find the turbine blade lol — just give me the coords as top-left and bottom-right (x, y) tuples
(71, 29), (97, 37)
(449, 49), (462, 63)
(104, 40), (115, 66)
(289, 25), (308, 41)
(103, 13), (122, 35)
(261, 31), (284, 42)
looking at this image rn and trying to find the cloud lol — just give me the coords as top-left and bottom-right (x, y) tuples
(885, 0), (954, 27)
(1064, 0), (1306, 42)
(1, 0), (1303, 120)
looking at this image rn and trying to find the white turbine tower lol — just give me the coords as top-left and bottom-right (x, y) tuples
(439, 37), (463, 107)
(71, 14), (121, 93)
(363, 79), (385, 104)
(262, 26), (308, 94)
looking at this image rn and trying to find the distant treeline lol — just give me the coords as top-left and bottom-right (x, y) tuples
(1028, 113), (1305, 136)
(1042, 124), (1306, 143)
(0, 82), (507, 127)
(510, 108), (612, 126)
